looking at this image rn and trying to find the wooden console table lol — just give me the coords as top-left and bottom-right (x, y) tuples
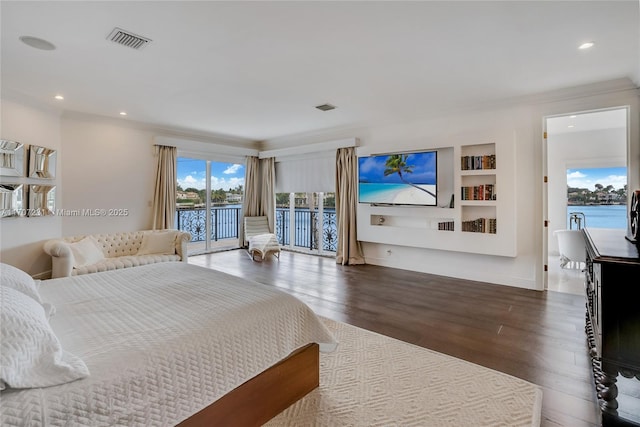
(583, 228), (640, 426)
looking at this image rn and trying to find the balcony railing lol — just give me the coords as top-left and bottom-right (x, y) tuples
(275, 208), (337, 252)
(176, 206), (240, 242)
(176, 206), (337, 253)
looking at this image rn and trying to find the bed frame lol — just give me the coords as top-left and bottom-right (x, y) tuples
(178, 343), (319, 426)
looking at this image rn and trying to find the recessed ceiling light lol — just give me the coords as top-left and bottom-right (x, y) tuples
(570, 115), (577, 118)
(578, 42), (595, 50)
(54, 95), (64, 100)
(568, 125), (575, 128)
(119, 111), (127, 116)
(19, 36), (56, 51)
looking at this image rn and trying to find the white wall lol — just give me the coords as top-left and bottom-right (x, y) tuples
(547, 127), (627, 255)
(0, 99), (62, 277)
(264, 81), (639, 291)
(60, 114), (157, 236)
(359, 107), (539, 289)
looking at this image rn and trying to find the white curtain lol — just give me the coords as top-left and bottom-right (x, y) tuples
(335, 147), (365, 265)
(260, 157), (275, 232)
(239, 156), (261, 247)
(151, 145), (177, 230)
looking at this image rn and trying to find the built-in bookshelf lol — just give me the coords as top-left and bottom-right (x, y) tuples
(460, 143), (497, 234)
(356, 136), (516, 257)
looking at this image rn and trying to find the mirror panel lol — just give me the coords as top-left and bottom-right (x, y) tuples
(29, 145), (57, 179)
(0, 139), (25, 177)
(0, 184), (25, 218)
(28, 185), (55, 216)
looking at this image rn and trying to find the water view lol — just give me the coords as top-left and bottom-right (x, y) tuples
(567, 205), (627, 229)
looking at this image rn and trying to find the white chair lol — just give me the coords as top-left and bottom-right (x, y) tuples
(553, 229), (586, 269)
(244, 216), (281, 261)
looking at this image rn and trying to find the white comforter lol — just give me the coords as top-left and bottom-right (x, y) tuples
(1, 263), (336, 426)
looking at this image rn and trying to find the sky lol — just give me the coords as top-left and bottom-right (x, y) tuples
(177, 158), (244, 191)
(566, 167), (627, 191)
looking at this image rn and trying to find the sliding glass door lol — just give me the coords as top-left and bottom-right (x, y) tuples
(176, 156), (244, 254)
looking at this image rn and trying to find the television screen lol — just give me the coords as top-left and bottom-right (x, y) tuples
(358, 151), (437, 206)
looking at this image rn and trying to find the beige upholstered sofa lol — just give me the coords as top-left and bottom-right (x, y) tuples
(44, 230), (191, 278)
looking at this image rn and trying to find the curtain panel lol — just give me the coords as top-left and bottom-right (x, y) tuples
(151, 145), (177, 230)
(335, 147), (365, 265)
(260, 157), (276, 232)
(239, 156), (261, 247)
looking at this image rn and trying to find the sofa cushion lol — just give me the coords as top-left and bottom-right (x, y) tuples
(137, 231), (177, 255)
(69, 236), (105, 268)
(73, 254), (181, 276)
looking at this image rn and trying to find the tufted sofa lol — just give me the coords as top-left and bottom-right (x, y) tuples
(43, 230), (191, 278)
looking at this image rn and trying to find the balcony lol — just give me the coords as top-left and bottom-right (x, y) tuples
(176, 206), (337, 254)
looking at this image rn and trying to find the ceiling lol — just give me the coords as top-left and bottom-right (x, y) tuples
(2, 1), (638, 143)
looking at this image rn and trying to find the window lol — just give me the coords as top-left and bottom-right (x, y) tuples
(566, 166), (627, 229)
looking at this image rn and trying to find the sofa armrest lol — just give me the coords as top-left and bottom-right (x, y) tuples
(176, 231), (191, 262)
(43, 240), (74, 278)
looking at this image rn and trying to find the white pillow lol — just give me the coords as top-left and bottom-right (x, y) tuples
(0, 286), (89, 389)
(0, 262), (43, 305)
(69, 236), (105, 268)
(137, 231), (177, 255)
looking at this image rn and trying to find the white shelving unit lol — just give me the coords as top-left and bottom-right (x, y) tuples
(357, 137), (516, 257)
(460, 143), (497, 234)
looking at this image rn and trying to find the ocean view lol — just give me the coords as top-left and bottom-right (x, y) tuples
(567, 205), (627, 229)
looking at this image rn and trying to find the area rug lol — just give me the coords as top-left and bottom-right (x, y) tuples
(266, 318), (543, 427)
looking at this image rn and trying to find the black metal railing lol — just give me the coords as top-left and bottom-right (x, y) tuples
(275, 208), (337, 252)
(176, 206), (337, 253)
(176, 206), (240, 242)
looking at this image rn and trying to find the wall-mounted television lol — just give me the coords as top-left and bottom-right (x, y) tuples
(358, 150), (437, 206)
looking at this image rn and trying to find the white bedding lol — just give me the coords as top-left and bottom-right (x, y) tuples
(0, 263), (336, 426)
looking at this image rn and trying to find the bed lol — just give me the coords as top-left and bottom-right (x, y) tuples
(0, 262), (336, 426)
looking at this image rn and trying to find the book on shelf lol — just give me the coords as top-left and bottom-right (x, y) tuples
(437, 220), (455, 231)
(460, 184), (496, 201)
(461, 154), (496, 171)
(461, 217), (497, 233)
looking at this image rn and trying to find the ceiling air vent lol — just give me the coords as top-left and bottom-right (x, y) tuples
(107, 27), (151, 50)
(315, 103), (336, 111)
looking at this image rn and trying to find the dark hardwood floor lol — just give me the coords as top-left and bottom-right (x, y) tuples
(190, 249), (604, 427)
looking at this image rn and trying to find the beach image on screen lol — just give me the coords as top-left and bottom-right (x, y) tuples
(358, 151), (437, 205)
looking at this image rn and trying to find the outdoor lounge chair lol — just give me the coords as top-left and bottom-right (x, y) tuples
(244, 216), (281, 261)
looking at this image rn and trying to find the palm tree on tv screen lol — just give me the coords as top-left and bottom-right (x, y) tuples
(383, 154), (436, 198)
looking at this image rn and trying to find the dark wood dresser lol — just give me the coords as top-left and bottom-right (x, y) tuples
(583, 228), (640, 426)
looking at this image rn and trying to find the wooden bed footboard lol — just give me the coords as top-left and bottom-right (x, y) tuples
(177, 343), (319, 426)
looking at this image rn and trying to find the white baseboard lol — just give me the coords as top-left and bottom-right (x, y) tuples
(364, 256), (538, 290)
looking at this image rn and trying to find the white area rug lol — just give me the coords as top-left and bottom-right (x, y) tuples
(266, 318), (542, 427)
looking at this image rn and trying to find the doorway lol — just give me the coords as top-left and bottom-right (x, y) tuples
(544, 107), (629, 293)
